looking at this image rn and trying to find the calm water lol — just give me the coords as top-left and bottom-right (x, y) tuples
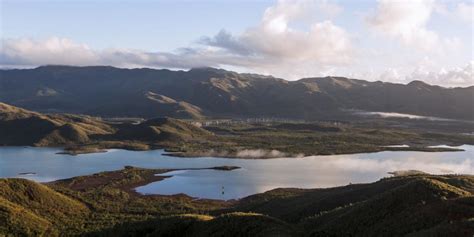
(0, 146), (473, 200)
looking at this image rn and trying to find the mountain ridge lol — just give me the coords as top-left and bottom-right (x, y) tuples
(1, 65), (473, 120)
(18, 65), (474, 88)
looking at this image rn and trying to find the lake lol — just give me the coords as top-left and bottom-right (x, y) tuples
(1, 146), (473, 200)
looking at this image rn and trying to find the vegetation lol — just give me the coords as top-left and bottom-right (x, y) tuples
(1, 102), (473, 235)
(90, 212), (299, 237)
(1, 168), (473, 236)
(175, 121), (472, 157)
(1, 102), (473, 158)
(0, 178), (89, 235)
(2, 63), (473, 237)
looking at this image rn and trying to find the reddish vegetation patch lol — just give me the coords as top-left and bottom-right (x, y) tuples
(49, 167), (172, 193)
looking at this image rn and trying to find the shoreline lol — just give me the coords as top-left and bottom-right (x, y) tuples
(2, 143), (465, 159)
(46, 165), (241, 201)
(21, 166), (474, 201)
(163, 146), (464, 159)
(3, 161), (474, 236)
(26, 167), (438, 201)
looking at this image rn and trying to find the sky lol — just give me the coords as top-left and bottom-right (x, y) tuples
(0, 0), (473, 87)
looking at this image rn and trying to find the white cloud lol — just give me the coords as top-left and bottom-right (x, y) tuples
(378, 68), (404, 83)
(0, 37), (217, 69)
(1, 37), (98, 66)
(406, 61), (474, 87)
(200, 0), (352, 66)
(194, 0), (353, 79)
(367, 0), (460, 52)
(372, 62), (474, 87)
(456, 2), (474, 22)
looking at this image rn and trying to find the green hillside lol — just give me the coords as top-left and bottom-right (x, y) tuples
(0, 179), (89, 236)
(1, 169), (473, 236)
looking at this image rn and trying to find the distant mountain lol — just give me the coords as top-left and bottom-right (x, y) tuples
(1, 65), (472, 120)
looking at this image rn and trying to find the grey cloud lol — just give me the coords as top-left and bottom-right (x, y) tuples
(199, 30), (253, 56)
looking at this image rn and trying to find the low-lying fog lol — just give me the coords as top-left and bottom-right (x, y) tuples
(353, 111), (458, 121)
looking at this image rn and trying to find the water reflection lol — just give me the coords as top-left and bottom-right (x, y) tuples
(137, 147), (474, 199)
(0, 146), (473, 200)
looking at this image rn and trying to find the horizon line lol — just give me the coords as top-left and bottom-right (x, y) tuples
(1, 64), (473, 89)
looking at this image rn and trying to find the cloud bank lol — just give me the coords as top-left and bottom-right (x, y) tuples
(406, 61), (474, 87)
(1, 0), (351, 71)
(0, 37), (218, 69)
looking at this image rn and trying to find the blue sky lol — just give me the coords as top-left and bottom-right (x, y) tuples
(2, 0), (270, 51)
(0, 0), (473, 87)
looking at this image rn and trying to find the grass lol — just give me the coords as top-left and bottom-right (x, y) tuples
(0, 197), (57, 236)
(0, 178), (90, 236)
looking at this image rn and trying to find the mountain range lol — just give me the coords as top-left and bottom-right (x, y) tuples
(1, 65), (472, 120)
